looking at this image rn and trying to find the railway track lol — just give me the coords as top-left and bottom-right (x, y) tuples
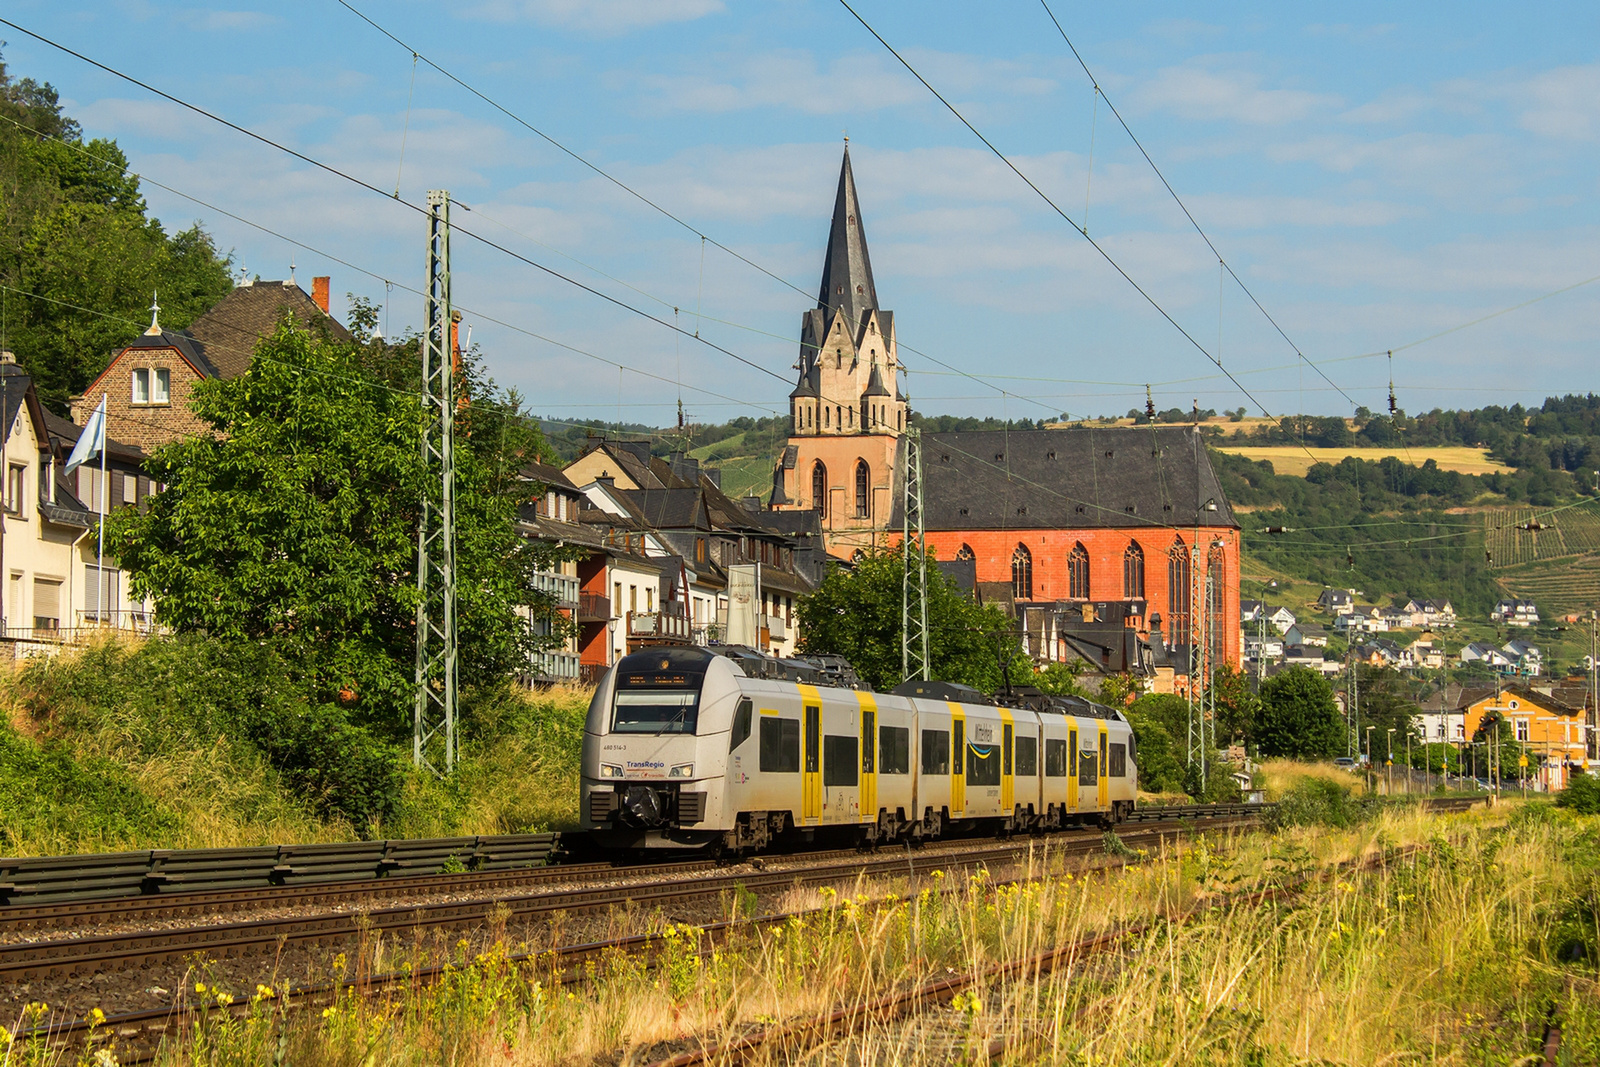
(10, 820), (1225, 1062)
(0, 821), (1251, 982)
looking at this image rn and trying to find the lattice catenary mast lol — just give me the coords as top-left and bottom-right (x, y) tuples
(414, 189), (458, 773)
(901, 428), (930, 683)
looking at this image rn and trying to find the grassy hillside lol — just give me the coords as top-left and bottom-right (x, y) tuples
(689, 433), (776, 500)
(0, 636), (589, 857)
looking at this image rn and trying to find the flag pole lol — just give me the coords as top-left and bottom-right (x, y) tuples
(96, 393), (106, 628)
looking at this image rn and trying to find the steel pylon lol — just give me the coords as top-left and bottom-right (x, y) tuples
(901, 428), (930, 683)
(414, 190), (457, 774)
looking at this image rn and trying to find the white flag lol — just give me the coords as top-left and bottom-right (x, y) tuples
(66, 396), (106, 475)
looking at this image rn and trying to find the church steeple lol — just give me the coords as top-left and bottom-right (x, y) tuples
(817, 143), (877, 329)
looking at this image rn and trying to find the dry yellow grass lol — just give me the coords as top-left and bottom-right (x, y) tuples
(1216, 444), (1509, 477)
(1257, 758), (1360, 800)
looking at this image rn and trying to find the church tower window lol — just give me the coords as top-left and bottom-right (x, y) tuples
(854, 460), (870, 518)
(1011, 544), (1033, 601)
(956, 544), (975, 562)
(812, 461), (827, 517)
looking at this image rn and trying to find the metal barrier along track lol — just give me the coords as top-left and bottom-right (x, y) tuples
(0, 833), (561, 908)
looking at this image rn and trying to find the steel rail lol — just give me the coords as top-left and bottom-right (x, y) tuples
(646, 842), (1430, 1067)
(17, 822), (1226, 1063)
(0, 821), (1252, 982)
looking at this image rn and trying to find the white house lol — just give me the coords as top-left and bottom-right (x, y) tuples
(1284, 622), (1330, 648)
(1491, 599), (1540, 627)
(1266, 606), (1298, 634)
(1460, 642), (1513, 669)
(1318, 588), (1356, 615)
(1502, 639), (1542, 677)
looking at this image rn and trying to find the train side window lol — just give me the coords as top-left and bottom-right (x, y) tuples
(1109, 742), (1127, 778)
(1015, 735), (1038, 777)
(880, 726), (910, 775)
(1069, 730), (1078, 776)
(861, 710), (876, 774)
(1100, 733), (1109, 776)
(760, 717), (800, 773)
(953, 720), (965, 775)
(1002, 724), (1013, 776)
(823, 735), (859, 786)
(1044, 738), (1067, 777)
(921, 729), (949, 775)
(804, 705), (820, 774)
(729, 699), (753, 752)
(966, 744), (1000, 786)
(1078, 749), (1098, 786)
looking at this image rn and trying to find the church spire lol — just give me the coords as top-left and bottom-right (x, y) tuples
(817, 143), (878, 329)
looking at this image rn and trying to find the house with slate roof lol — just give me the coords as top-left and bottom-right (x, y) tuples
(69, 277), (350, 452)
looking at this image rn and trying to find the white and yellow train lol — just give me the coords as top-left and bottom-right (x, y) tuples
(581, 646), (1138, 851)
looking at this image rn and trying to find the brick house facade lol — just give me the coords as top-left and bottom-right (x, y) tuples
(71, 278), (348, 450)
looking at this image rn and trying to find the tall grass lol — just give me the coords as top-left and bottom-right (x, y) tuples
(20, 807), (1585, 1066)
(0, 636), (590, 857)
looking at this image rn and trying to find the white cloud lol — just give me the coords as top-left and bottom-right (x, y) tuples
(1518, 65), (1600, 141)
(468, 0), (724, 34)
(1131, 64), (1341, 125)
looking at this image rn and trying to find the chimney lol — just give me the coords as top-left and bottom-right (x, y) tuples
(312, 276), (330, 314)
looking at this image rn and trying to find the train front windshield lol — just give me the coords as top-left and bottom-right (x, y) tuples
(612, 691), (699, 734)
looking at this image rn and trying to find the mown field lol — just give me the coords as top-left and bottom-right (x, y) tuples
(1214, 444), (1509, 477)
(688, 432), (774, 500)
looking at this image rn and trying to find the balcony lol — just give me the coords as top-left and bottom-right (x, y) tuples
(761, 614), (788, 642)
(628, 607), (692, 644)
(530, 570), (580, 607)
(526, 649), (581, 682)
(577, 593), (611, 623)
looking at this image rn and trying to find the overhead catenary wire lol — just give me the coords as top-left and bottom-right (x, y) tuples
(834, 0), (1310, 458)
(1036, 0), (1359, 413)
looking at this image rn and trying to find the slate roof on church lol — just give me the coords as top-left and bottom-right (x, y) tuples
(910, 426), (1237, 531)
(816, 146), (877, 330)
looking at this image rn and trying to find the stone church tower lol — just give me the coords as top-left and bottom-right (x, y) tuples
(771, 145), (906, 559)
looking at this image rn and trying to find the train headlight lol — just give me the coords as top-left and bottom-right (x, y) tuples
(668, 763), (695, 779)
(600, 763), (624, 779)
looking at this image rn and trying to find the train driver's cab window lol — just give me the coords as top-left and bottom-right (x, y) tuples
(729, 699), (753, 752)
(760, 716), (800, 772)
(921, 729), (950, 775)
(823, 735), (859, 787)
(880, 726), (910, 775)
(1109, 742), (1127, 778)
(1015, 735), (1038, 777)
(1044, 738), (1067, 777)
(612, 691), (698, 734)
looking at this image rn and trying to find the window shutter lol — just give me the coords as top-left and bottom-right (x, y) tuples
(33, 578), (61, 625)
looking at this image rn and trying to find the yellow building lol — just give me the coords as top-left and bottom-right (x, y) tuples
(1459, 684), (1594, 791)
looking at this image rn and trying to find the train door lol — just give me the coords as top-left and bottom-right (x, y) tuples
(999, 707), (1014, 814)
(856, 690), (878, 826)
(949, 704), (966, 816)
(1067, 723), (1079, 810)
(799, 686), (822, 824)
(1098, 723), (1109, 809)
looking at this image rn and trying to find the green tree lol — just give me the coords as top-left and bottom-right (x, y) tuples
(1354, 666), (1420, 762)
(105, 321), (564, 735)
(796, 547), (1026, 692)
(1257, 667), (1345, 758)
(1210, 664), (1260, 746)
(0, 52), (233, 410)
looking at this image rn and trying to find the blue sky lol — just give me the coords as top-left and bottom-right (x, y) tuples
(7, 1), (1600, 427)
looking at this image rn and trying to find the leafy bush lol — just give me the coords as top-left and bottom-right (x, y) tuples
(16, 635), (400, 827)
(1265, 777), (1376, 830)
(0, 723), (177, 854)
(1556, 771), (1600, 815)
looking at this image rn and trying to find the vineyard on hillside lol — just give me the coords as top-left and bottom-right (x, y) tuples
(1485, 504), (1600, 617)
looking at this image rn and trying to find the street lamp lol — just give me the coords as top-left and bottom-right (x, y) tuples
(1386, 727), (1396, 796)
(1365, 725), (1375, 794)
